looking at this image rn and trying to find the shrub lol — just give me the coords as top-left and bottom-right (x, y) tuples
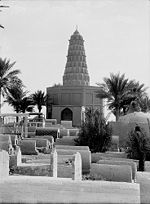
(75, 108), (112, 152)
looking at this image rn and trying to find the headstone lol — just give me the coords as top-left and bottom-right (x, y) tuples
(91, 163), (132, 183)
(9, 146), (22, 168)
(57, 149), (91, 174)
(72, 152), (82, 181)
(18, 140), (38, 155)
(16, 146), (22, 165)
(50, 149), (57, 178)
(0, 150), (9, 182)
(97, 159), (137, 181)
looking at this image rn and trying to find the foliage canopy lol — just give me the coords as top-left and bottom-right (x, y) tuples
(75, 108), (112, 153)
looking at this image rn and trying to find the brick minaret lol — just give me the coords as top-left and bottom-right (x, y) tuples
(63, 29), (90, 86)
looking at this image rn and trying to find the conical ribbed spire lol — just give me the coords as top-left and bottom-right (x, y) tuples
(63, 29), (90, 86)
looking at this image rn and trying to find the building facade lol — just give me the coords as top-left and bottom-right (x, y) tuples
(46, 29), (103, 127)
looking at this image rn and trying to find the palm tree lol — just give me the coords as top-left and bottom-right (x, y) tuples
(97, 73), (133, 121)
(20, 97), (34, 113)
(5, 86), (34, 113)
(0, 58), (22, 113)
(121, 81), (147, 114)
(31, 90), (46, 113)
(97, 73), (147, 121)
(139, 96), (150, 113)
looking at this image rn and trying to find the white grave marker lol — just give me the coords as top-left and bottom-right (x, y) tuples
(50, 149), (57, 178)
(72, 152), (82, 181)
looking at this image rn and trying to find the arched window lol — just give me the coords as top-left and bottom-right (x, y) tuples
(61, 108), (73, 121)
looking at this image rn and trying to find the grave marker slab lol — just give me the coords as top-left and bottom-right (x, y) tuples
(50, 149), (57, 178)
(72, 152), (82, 181)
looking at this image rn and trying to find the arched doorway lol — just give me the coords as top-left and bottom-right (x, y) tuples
(61, 108), (73, 121)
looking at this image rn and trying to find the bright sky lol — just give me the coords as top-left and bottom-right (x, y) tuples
(0, 0), (150, 117)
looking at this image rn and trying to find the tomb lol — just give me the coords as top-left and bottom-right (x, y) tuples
(46, 29), (103, 127)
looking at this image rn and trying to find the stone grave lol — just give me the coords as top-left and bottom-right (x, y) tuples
(72, 152), (82, 181)
(0, 150), (9, 182)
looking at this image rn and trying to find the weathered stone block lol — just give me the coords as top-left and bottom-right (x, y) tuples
(91, 163), (132, 183)
(59, 128), (69, 137)
(55, 136), (78, 146)
(97, 159), (137, 181)
(57, 149), (91, 174)
(14, 163), (51, 176)
(68, 128), (79, 136)
(55, 145), (89, 151)
(18, 140), (38, 155)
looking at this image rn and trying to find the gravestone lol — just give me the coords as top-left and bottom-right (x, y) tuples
(97, 159), (137, 181)
(72, 152), (82, 181)
(0, 150), (9, 182)
(91, 163), (132, 183)
(50, 149), (57, 178)
(9, 146), (22, 168)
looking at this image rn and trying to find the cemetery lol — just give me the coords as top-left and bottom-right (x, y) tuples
(1, 110), (150, 204)
(0, 26), (150, 204)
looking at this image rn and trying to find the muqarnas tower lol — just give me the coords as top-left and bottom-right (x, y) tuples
(46, 29), (103, 127)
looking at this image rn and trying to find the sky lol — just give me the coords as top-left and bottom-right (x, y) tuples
(0, 0), (150, 118)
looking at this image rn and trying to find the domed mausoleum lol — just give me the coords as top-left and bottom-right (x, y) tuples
(110, 104), (150, 147)
(46, 29), (103, 127)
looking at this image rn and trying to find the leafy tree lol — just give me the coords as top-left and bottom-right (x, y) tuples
(75, 108), (112, 153)
(126, 125), (150, 171)
(5, 85), (34, 113)
(97, 73), (147, 121)
(31, 90), (46, 113)
(0, 57), (22, 113)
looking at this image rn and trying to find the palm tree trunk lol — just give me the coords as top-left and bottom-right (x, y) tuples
(115, 107), (120, 121)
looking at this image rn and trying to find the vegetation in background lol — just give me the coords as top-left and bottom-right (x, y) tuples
(126, 125), (150, 171)
(31, 90), (46, 113)
(75, 108), (112, 153)
(97, 72), (147, 121)
(5, 85), (34, 113)
(0, 58), (23, 113)
(139, 96), (150, 113)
